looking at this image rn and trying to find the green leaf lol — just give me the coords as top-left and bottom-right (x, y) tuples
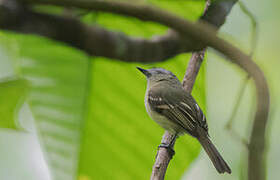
(0, 78), (28, 130)
(91, 0), (204, 38)
(148, 0), (205, 20)
(1, 32), (91, 180)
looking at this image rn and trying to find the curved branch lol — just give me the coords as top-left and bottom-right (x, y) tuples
(1, 0), (235, 62)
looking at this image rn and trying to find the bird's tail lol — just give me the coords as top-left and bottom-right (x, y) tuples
(197, 131), (231, 174)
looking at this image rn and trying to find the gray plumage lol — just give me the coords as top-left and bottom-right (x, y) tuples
(137, 67), (231, 174)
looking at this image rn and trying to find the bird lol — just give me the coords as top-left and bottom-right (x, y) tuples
(137, 67), (231, 174)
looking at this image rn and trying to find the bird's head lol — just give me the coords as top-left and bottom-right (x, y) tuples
(137, 67), (180, 85)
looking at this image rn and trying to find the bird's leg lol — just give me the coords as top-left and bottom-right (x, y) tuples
(157, 134), (177, 158)
(170, 134), (177, 147)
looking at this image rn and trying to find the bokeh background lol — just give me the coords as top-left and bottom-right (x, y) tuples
(0, 0), (279, 179)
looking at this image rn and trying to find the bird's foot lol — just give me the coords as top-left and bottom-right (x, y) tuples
(157, 143), (175, 158)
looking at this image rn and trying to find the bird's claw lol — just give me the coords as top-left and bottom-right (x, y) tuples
(157, 143), (175, 158)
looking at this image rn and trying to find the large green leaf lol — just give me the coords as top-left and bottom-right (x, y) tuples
(1, 33), (91, 180)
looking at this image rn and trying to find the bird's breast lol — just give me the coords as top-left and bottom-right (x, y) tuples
(145, 89), (181, 135)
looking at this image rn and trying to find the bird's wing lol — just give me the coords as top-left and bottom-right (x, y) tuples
(148, 85), (208, 136)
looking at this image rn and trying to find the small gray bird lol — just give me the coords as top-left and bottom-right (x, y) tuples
(137, 67), (231, 174)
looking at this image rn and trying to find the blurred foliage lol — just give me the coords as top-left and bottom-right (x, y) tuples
(0, 78), (28, 130)
(0, 0), (207, 180)
(0, 33), (90, 180)
(148, 0), (205, 20)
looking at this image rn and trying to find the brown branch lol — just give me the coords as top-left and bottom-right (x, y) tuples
(182, 50), (206, 92)
(0, 0), (235, 62)
(0, 1), (185, 62)
(182, 0), (211, 91)
(150, 133), (177, 180)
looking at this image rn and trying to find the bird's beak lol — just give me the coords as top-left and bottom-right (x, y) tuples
(136, 67), (151, 77)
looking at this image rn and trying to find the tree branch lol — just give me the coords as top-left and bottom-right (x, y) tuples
(1, 0), (235, 62)
(150, 133), (177, 180)
(182, 50), (206, 92)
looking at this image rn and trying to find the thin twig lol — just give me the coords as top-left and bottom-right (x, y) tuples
(238, 1), (258, 56)
(226, 1), (259, 147)
(225, 75), (250, 147)
(182, 50), (206, 92)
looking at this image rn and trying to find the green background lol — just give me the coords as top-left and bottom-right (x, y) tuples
(0, 0), (279, 180)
